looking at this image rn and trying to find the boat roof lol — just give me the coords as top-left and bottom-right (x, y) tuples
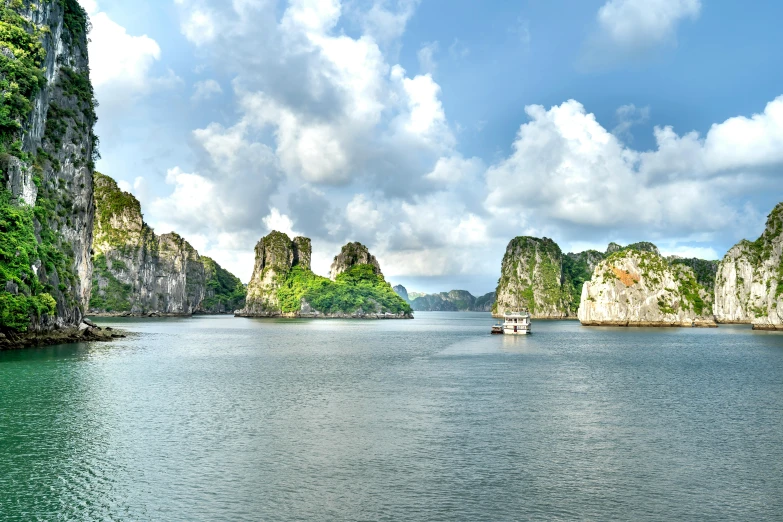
(504, 311), (530, 317)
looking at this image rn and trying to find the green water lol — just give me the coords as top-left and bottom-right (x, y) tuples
(1, 314), (782, 520)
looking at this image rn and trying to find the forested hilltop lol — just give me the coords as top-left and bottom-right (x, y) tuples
(237, 233), (411, 319)
(0, 0), (104, 346)
(90, 173), (245, 316)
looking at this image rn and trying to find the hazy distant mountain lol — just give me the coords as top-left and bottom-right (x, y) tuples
(393, 286), (495, 312)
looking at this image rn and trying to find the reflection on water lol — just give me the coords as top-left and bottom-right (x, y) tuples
(1, 314), (783, 521)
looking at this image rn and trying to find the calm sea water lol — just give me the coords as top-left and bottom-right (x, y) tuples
(1, 313), (783, 521)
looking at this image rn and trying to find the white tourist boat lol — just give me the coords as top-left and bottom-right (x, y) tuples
(491, 310), (532, 335)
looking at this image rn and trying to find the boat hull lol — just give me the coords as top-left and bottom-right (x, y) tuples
(503, 327), (530, 335)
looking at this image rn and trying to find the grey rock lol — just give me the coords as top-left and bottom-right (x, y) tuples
(5, 281), (18, 295)
(329, 242), (381, 280)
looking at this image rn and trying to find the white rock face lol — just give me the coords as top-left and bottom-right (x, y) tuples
(714, 204), (783, 329)
(578, 250), (716, 327)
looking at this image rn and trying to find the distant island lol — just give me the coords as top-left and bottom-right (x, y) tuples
(236, 233), (412, 319)
(392, 286), (496, 312)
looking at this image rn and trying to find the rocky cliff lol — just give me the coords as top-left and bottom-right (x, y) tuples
(493, 237), (576, 318)
(200, 257), (246, 314)
(393, 285), (496, 312)
(329, 242), (381, 280)
(714, 204), (783, 329)
(238, 232), (412, 318)
(0, 1), (99, 343)
(238, 231), (309, 315)
(90, 173), (244, 316)
(578, 249), (716, 327)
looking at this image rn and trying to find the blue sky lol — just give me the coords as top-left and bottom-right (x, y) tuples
(80, 0), (783, 294)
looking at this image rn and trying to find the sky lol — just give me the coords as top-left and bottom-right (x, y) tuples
(79, 0), (783, 295)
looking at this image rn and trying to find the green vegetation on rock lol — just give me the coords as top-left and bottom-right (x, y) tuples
(0, 4), (46, 156)
(202, 256), (246, 312)
(277, 264), (412, 315)
(0, 190), (56, 332)
(88, 254), (132, 313)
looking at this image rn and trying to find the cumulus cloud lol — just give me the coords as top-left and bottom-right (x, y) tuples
(485, 98), (782, 249)
(81, 0), (181, 105)
(583, 0), (701, 66)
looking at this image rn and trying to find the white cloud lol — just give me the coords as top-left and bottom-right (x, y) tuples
(597, 0), (701, 50)
(191, 79), (223, 102)
(641, 96), (783, 179)
(583, 0), (701, 66)
(417, 41), (438, 75)
(178, 8), (217, 47)
(82, 1), (181, 108)
(485, 98), (781, 245)
(359, 0), (420, 47)
(78, 0), (98, 13)
(425, 155), (483, 185)
(262, 208), (298, 238)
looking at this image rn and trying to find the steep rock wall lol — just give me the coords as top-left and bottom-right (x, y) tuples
(578, 250), (716, 327)
(0, 1), (97, 338)
(493, 237), (574, 318)
(329, 242), (381, 280)
(714, 204), (783, 329)
(89, 173), (245, 316)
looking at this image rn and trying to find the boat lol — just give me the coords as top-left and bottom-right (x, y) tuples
(492, 310), (532, 335)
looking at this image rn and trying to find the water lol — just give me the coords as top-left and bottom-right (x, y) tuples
(1, 313), (783, 521)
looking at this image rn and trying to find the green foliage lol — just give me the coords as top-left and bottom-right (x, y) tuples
(60, 0), (88, 49)
(562, 251), (604, 312)
(93, 172), (143, 246)
(0, 189), (57, 332)
(670, 258), (719, 291)
(624, 242), (660, 254)
(202, 256), (246, 311)
(0, 5), (47, 156)
(89, 254), (132, 312)
(277, 264), (412, 315)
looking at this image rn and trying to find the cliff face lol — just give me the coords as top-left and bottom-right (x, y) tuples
(578, 250), (716, 327)
(714, 204), (783, 329)
(200, 257), (246, 314)
(329, 242), (381, 280)
(240, 231), (310, 315)
(0, 1), (97, 337)
(90, 173), (244, 315)
(493, 237), (575, 318)
(238, 233), (412, 318)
